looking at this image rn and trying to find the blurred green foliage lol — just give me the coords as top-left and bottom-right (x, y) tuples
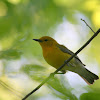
(0, 0), (100, 100)
(80, 92), (100, 100)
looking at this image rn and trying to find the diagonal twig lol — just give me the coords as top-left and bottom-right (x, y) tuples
(81, 19), (95, 34)
(22, 19), (100, 100)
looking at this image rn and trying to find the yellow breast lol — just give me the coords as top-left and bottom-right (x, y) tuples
(42, 46), (71, 69)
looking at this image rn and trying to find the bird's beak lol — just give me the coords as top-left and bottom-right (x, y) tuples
(33, 39), (42, 42)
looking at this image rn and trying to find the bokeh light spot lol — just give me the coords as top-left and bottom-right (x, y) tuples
(84, 0), (99, 11)
(92, 8), (100, 27)
(53, 0), (76, 7)
(0, 2), (7, 17)
(7, 0), (21, 5)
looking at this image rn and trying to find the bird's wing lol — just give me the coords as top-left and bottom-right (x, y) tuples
(57, 44), (85, 66)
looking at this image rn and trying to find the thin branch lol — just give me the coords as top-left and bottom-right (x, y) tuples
(22, 20), (100, 100)
(81, 19), (95, 34)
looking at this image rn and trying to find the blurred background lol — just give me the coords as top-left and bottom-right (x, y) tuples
(0, 0), (100, 100)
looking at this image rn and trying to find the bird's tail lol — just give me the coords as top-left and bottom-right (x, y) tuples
(79, 68), (99, 85)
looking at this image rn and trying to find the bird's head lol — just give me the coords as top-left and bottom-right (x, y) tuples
(33, 36), (57, 48)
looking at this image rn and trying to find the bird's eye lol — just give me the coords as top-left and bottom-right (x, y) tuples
(44, 39), (48, 41)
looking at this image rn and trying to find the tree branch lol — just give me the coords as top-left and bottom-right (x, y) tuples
(22, 20), (100, 100)
(81, 19), (95, 34)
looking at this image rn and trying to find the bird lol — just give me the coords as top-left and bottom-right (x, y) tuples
(33, 36), (99, 85)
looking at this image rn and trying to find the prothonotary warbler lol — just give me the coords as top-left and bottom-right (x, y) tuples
(33, 36), (99, 85)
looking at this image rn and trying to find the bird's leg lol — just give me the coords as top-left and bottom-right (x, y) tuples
(56, 72), (64, 74)
(50, 71), (65, 78)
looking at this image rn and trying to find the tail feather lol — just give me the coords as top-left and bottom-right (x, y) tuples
(79, 68), (99, 85)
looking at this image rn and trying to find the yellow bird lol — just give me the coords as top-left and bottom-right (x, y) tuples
(33, 36), (99, 85)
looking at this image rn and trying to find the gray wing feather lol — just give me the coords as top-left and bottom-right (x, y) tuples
(57, 44), (85, 66)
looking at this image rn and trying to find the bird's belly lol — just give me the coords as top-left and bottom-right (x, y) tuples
(43, 50), (71, 69)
